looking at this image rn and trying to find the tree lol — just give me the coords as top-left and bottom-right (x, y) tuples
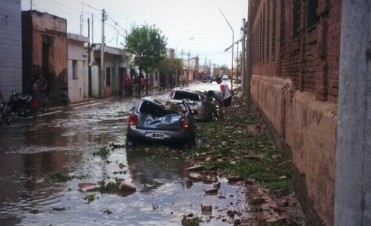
(125, 24), (167, 76)
(213, 65), (231, 77)
(158, 57), (183, 88)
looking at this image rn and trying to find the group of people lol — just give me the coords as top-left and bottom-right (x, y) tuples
(207, 76), (233, 120)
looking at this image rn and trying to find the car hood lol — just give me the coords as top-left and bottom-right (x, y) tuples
(136, 113), (184, 130)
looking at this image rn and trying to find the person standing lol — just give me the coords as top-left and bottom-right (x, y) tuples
(206, 90), (222, 120)
(31, 74), (47, 118)
(216, 77), (232, 119)
(31, 78), (41, 118)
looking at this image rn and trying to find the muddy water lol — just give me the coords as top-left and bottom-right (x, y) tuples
(0, 95), (247, 226)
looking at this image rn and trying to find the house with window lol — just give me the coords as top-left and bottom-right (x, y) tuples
(67, 33), (88, 103)
(89, 44), (130, 97)
(183, 56), (199, 84)
(22, 10), (68, 103)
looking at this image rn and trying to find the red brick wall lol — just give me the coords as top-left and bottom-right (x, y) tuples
(250, 0), (341, 103)
(247, 1), (342, 225)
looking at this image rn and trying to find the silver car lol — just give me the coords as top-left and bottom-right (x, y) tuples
(126, 97), (197, 146)
(166, 89), (213, 121)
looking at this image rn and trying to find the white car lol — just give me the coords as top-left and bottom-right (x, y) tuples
(166, 89), (213, 121)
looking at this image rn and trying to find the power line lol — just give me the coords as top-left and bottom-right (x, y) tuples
(106, 13), (128, 35)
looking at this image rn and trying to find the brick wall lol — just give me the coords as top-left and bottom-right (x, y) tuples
(250, 0), (341, 102)
(0, 0), (22, 99)
(248, 1), (342, 225)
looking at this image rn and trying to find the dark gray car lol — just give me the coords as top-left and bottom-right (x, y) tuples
(126, 97), (197, 146)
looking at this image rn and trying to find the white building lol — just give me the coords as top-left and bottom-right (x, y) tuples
(89, 44), (130, 97)
(0, 0), (22, 100)
(67, 33), (89, 103)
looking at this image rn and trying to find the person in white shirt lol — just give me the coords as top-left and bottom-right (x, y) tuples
(216, 77), (232, 119)
(216, 77), (232, 105)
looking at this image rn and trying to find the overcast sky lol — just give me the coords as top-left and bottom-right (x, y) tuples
(21, 0), (248, 68)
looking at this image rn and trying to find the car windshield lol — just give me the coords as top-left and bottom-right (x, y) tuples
(173, 91), (200, 101)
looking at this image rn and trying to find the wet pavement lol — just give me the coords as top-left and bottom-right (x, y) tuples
(0, 83), (248, 226)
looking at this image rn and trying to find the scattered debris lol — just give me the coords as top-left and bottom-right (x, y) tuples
(93, 146), (110, 158)
(49, 173), (71, 183)
(119, 180), (136, 192)
(84, 194), (95, 204)
(78, 183), (98, 192)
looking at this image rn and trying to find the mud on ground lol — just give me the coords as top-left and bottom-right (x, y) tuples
(184, 92), (306, 226)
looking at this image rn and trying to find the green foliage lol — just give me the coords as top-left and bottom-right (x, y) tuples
(93, 147), (110, 158)
(125, 24), (167, 73)
(192, 120), (293, 193)
(49, 173), (71, 183)
(158, 57), (183, 75)
(213, 65), (230, 77)
(84, 194), (95, 204)
(181, 215), (202, 226)
(98, 180), (120, 193)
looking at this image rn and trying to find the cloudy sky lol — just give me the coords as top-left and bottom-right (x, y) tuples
(21, 0), (248, 68)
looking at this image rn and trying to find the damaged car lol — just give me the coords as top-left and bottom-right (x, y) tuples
(166, 89), (213, 121)
(126, 97), (197, 146)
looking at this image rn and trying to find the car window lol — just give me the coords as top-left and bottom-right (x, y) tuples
(173, 91), (200, 101)
(139, 100), (172, 117)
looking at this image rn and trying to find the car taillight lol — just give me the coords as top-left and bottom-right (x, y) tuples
(180, 117), (190, 128)
(128, 114), (138, 126)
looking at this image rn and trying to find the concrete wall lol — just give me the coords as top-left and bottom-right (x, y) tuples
(22, 11), (68, 102)
(247, 0), (341, 225)
(335, 1), (371, 225)
(68, 35), (88, 103)
(0, 0), (22, 100)
(251, 75), (337, 226)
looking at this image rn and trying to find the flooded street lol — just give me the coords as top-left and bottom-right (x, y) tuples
(0, 83), (247, 226)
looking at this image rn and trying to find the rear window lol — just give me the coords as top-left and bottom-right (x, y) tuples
(173, 91), (200, 101)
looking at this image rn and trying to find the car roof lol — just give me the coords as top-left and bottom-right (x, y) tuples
(170, 89), (202, 101)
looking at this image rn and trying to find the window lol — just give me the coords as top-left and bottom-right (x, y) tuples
(42, 35), (52, 45)
(280, 0), (286, 53)
(293, 0), (301, 39)
(72, 60), (78, 80)
(307, 0), (318, 31)
(262, 4), (266, 62)
(272, 0), (276, 60)
(106, 67), (111, 87)
(266, 2), (270, 62)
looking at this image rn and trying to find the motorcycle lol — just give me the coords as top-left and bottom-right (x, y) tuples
(8, 91), (32, 117)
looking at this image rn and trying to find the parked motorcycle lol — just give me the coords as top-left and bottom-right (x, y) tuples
(8, 91), (32, 117)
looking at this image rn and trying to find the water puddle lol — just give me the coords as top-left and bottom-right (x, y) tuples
(0, 99), (248, 225)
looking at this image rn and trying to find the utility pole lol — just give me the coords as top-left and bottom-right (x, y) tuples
(236, 40), (239, 82)
(92, 14), (94, 43)
(241, 18), (246, 97)
(100, 9), (106, 97)
(88, 17), (92, 96)
(217, 3), (234, 90)
(187, 52), (190, 86)
(80, 3), (83, 35)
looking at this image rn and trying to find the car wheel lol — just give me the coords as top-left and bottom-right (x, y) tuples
(125, 136), (135, 147)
